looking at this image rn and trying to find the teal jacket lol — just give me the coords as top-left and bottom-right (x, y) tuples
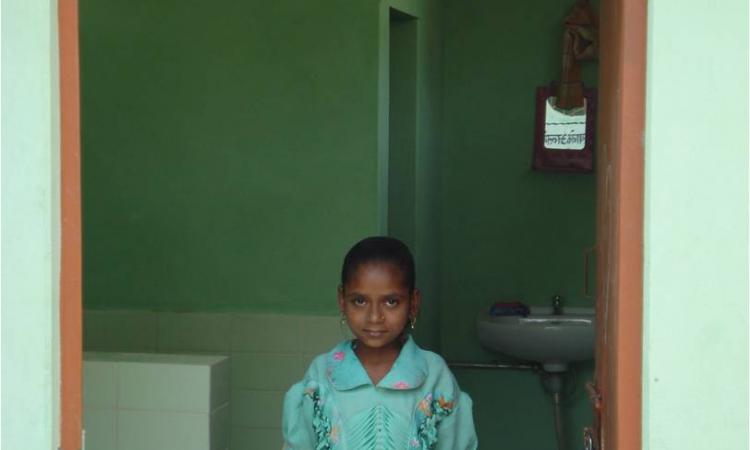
(282, 336), (478, 450)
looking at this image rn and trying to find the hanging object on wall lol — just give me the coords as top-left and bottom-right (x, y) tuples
(533, 0), (598, 173)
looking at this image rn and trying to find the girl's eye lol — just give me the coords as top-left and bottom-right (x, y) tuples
(352, 297), (366, 306)
(385, 298), (400, 307)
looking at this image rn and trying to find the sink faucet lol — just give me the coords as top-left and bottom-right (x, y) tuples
(552, 295), (564, 315)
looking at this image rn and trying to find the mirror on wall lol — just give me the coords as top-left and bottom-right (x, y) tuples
(533, 85), (597, 173)
(543, 97), (586, 150)
(532, 0), (598, 173)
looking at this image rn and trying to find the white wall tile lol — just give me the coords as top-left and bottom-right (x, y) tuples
(118, 410), (209, 450)
(83, 360), (116, 408)
(299, 315), (350, 354)
(210, 403), (231, 450)
(158, 313), (232, 352)
(231, 353), (303, 390)
(231, 390), (284, 428)
(231, 427), (282, 450)
(211, 358), (231, 411)
(83, 310), (356, 448)
(83, 407), (116, 450)
(117, 362), (211, 413)
(84, 310), (158, 352)
(230, 314), (301, 353)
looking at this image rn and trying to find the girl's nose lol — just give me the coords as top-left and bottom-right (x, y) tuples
(368, 305), (384, 322)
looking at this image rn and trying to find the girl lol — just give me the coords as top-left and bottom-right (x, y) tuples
(282, 237), (478, 450)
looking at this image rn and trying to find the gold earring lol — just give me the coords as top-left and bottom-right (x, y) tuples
(410, 316), (417, 330)
(340, 312), (347, 325)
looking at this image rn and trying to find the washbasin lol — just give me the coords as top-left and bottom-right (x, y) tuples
(476, 306), (595, 372)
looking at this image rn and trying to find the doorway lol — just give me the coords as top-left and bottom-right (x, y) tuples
(58, 1), (646, 449)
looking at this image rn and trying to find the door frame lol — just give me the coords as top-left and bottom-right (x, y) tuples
(56, 1), (647, 449)
(594, 0), (647, 449)
(59, 0), (82, 449)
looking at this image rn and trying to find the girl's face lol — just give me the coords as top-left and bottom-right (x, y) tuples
(338, 262), (421, 351)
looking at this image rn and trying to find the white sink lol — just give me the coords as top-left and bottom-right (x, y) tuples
(476, 306), (595, 372)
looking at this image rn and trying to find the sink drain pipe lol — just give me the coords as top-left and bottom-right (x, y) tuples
(542, 372), (567, 450)
(551, 391), (566, 450)
(447, 361), (540, 371)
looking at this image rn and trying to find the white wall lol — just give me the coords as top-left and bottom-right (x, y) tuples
(642, 0), (749, 448)
(1, 1), (61, 449)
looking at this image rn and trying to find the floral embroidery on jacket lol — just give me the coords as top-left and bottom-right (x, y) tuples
(415, 393), (455, 449)
(417, 393), (433, 416)
(303, 383), (334, 450)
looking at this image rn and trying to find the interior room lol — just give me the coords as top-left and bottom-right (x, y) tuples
(80, 1), (599, 449)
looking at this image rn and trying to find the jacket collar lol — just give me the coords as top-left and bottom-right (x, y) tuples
(326, 335), (427, 391)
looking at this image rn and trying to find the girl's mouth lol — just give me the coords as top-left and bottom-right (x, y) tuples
(364, 330), (386, 337)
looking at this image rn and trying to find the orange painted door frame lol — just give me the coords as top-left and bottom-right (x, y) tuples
(56, 1), (647, 449)
(592, 0), (646, 449)
(59, 0), (82, 449)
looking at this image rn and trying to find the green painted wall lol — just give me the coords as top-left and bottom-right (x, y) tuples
(440, 0), (598, 362)
(440, 1), (597, 449)
(81, 0), (382, 313)
(81, 0), (444, 325)
(81, 0), (444, 354)
(642, 0), (749, 448)
(1, 0), (61, 448)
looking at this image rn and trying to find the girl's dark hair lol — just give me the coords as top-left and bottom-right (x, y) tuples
(340, 236), (416, 292)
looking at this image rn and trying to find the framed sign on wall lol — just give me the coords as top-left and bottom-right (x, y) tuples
(532, 84), (597, 173)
